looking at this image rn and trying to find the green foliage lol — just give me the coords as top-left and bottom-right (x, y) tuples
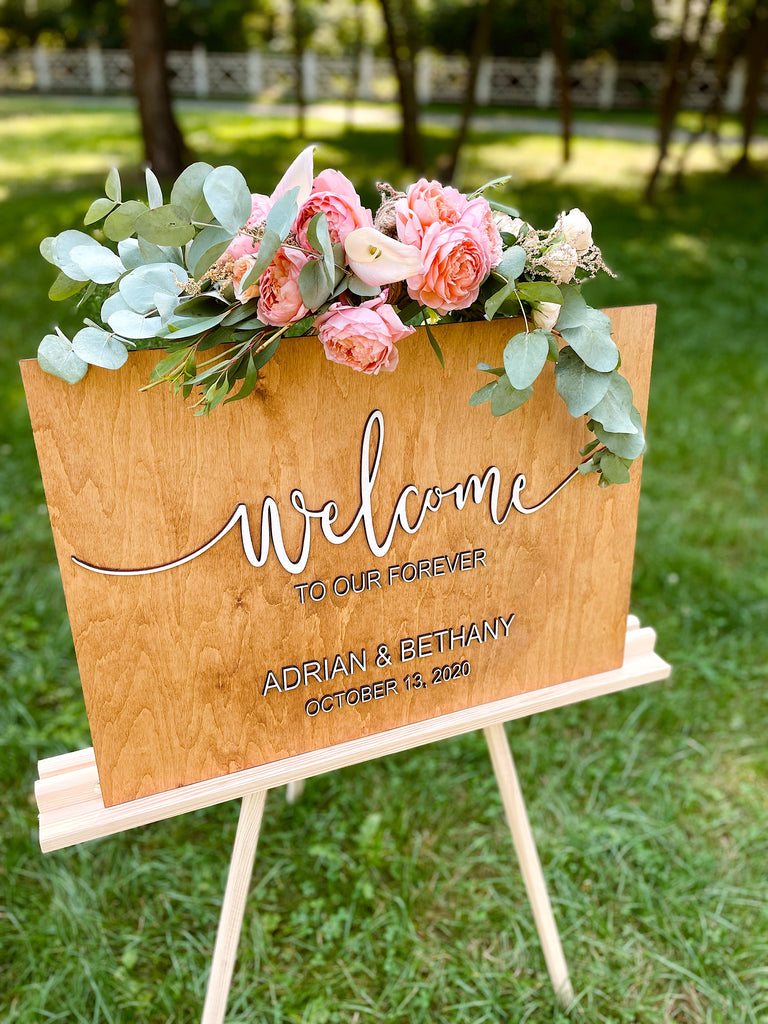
(555, 344), (612, 415)
(503, 328), (550, 389)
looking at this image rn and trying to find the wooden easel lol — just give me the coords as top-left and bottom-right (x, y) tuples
(35, 617), (670, 1022)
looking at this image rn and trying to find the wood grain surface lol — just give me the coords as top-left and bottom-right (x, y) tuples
(21, 307), (656, 805)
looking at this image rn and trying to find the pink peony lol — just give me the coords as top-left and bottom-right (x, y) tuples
(314, 295), (415, 375)
(257, 247), (311, 326)
(406, 221), (492, 315)
(294, 169), (373, 249)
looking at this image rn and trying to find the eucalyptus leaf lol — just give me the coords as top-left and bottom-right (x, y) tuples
(104, 200), (149, 242)
(49, 272), (86, 301)
(119, 263), (188, 314)
(477, 363), (504, 376)
(347, 275), (381, 297)
(554, 284), (587, 330)
(84, 197), (118, 226)
(592, 406), (646, 460)
(306, 211), (334, 286)
(155, 292), (178, 323)
(557, 305), (619, 372)
(598, 452), (632, 485)
(265, 186), (300, 240)
(469, 380), (497, 406)
(298, 258), (333, 309)
(491, 375), (534, 416)
(69, 243), (124, 284)
(107, 308), (164, 340)
(72, 327), (130, 370)
(48, 230), (100, 279)
(101, 291), (130, 322)
(588, 371), (637, 434)
(145, 168), (164, 209)
(37, 330), (89, 384)
(105, 167), (122, 203)
(484, 279), (516, 321)
(118, 238), (143, 271)
(203, 165), (252, 233)
(503, 329), (550, 390)
(135, 205), (195, 247)
(516, 281), (562, 304)
(187, 225), (234, 279)
(138, 239), (185, 267)
(40, 236), (57, 264)
(496, 245), (526, 282)
(554, 345), (612, 416)
(160, 310), (231, 340)
(171, 162), (215, 223)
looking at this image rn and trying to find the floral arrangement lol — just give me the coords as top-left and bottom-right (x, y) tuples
(37, 148), (644, 486)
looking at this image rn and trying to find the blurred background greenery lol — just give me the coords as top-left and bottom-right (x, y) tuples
(1, 1), (768, 1021)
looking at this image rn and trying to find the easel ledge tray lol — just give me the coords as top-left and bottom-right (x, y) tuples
(36, 616), (670, 853)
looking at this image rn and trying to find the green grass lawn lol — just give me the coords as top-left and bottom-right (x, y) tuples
(1, 97), (767, 1024)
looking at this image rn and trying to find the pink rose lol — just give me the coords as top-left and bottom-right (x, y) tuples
(294, 169), (373, 249)
(225, 193), (272, 261)
(257, 247), (311, 326)
(406, 222), (491, 315)
(461, 197), (503, 268)
(395, 178), (470, 247)
(314, 295), (414, 375)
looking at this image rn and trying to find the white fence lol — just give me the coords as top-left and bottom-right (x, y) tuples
(0, 44), (753, 114)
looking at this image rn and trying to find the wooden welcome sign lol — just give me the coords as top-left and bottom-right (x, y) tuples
(21, 306), (655, 807)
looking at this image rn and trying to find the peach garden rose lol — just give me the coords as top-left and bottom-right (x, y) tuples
(257, 247), (310, 326)
(404, 221), (492, 314)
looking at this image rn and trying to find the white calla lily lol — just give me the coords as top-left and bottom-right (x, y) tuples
(271, 145), (315, 207)
(345, 227), (424, 287)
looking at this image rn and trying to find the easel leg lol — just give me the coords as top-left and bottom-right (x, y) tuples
(483, 723), (574, 1007)
(201, 789), (268, 1024)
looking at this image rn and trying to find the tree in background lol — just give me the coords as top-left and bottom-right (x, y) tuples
(644, 0), (715, 203)
(127, 0), (186, 178)
(441, 0), (497, 183)
(548, 0), (572, 164)
(731, 0), (768, 174)
(378, 0), (424, 172)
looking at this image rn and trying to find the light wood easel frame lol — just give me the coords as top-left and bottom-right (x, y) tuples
(36, 617), (670, 1022)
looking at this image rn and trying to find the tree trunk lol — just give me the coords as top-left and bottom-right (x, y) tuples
(346, 0), (366, 128)
(731, 0), (768, 174)
(127, 0), (186, 179)
(291, 0), (307, 140)
(442, 0), (496, 183)
(548, 0), (572, 164)
(379, 0), (425, 173)
(672, 0), (738, 186)
(644, 0), (714, 202)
